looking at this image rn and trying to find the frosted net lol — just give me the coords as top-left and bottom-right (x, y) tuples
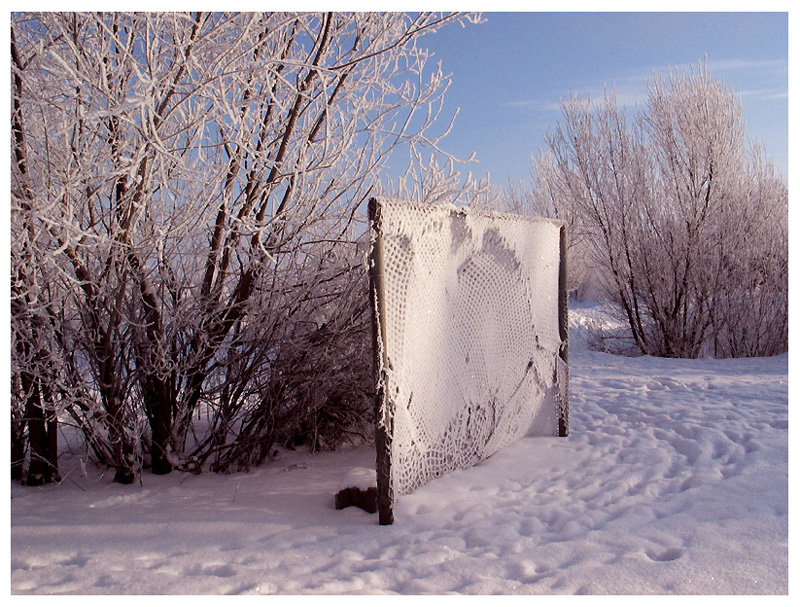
(371, 199), (568, 499)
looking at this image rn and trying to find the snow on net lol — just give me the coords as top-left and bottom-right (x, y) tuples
(371, 199), (568, 499)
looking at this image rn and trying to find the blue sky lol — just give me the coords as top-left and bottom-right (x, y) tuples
(417, 11), (789, 186)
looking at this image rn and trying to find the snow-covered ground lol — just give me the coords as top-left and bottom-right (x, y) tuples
(10, 303), (789, 594)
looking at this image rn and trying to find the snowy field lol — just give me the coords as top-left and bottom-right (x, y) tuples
(10, 303), (789, 595)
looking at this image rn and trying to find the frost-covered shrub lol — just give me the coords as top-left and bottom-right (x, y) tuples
(527, 62), (787, 359)
(11, 12), (478, 483)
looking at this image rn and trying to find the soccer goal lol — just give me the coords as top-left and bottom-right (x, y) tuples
(368, 198), (569, 525)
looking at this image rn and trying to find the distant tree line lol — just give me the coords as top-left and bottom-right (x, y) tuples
(508, 62), (787, 359)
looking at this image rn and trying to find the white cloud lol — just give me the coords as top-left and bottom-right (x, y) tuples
(502, 57), (787, 114)
(705, 58), (788, 74)
(738, 88), (789, 101)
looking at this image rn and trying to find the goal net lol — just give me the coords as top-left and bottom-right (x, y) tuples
(368, 198), (569, 525)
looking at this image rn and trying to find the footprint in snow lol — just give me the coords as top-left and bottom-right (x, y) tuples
(646, 547), (684, 562)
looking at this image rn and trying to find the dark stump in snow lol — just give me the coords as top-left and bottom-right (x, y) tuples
(335, 486), (378, 514)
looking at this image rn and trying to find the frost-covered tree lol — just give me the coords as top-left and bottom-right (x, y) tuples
(10, 11), (480, 483)
(527, 62), (787, 358)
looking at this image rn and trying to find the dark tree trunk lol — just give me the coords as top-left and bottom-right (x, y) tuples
(143, 375), (174, 475)
(11, 406), (27, 481)
(23, 372), (58, 485)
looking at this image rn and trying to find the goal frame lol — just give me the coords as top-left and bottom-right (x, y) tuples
(368, 198), (569, 525)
